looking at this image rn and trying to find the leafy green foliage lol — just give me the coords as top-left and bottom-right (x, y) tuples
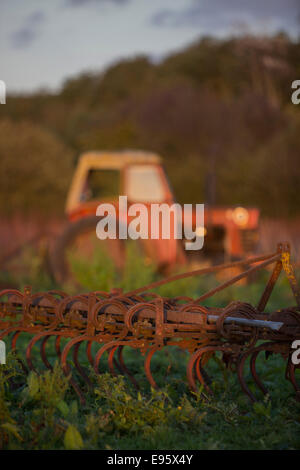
(0, 353), (24, 448)
(64, 425), (84, 450)
(0, 119), (74, 215)
(65, 240), (156, 293)
(0, 349), (299, 450)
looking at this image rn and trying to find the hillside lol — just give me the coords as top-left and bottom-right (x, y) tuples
(1, 33), (300, 217)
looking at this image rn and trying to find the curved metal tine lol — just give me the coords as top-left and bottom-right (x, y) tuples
(72, 340), (93, 388)
(11, 331), (29, 374)
(200, 365), (212, 386)
(107, 345), (126, 376)
(0, 327), (28, 372)
(117, 345), (140, 390)
(101, 343), (124, 376)
(238, 342), (285, 402)
(285, 358), (291, 381)
(195, 355), (213, 394)
(86, 341), (94, 366)
(286, 361), (300, 395)
(62, 361), (86, 405)
(60, 336), (90, 405)
(237, 346), (264, 402)
(11, 331), (20, 351)
(94, 344), (106, 374)
(3, 331), (27, 390)
(250, 350), (268, 396)
(108, 346), (119, 376)
(0, 325), (25, 341)
(86, 339), (109, 364)
(61, 336), (82, 375)
(86, 339), (109, 385)
(95, 341), (140, 389)
(55, 335), (61, 358)
(26, 333), (46, 373)
(187, 346), (223, 395)
(94, 341), (122, 375)
(187, 350), (200, 393)
(144, 346), (159, 389)
(26, 332), (56, 373)
(40, 335), (53, 370)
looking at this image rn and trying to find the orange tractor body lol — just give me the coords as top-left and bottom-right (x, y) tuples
(54, 150), (259, 277)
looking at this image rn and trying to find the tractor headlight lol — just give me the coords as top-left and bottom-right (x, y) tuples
(195, 226), (207, 237)
(232, 207), (249, 226)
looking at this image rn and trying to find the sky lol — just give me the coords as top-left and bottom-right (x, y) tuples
(1, 0), (299, 93)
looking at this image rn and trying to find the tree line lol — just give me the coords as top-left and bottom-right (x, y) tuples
(0, 33), (299, 217)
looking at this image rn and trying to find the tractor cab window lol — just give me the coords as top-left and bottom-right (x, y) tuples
(126, 165), (165, 202)
(81, 169), (120, 201)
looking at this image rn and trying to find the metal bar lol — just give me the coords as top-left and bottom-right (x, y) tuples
(193, 253), (281, 304)
(281, 248), (300, 307)
(123, 251), (277, 297)
(207, 315), (283, 331)
(257, 260), (282, 312)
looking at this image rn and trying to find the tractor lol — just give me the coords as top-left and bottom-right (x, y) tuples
(49, 150), (260, 285)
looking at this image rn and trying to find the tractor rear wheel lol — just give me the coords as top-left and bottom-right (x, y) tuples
(49, 216), (155, 289)
(49, 216), (125, 287)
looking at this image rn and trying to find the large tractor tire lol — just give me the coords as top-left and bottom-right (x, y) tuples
(49, 216), (125, 286)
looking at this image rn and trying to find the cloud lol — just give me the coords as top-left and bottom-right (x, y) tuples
(151, 0), (300, 35)
(10, 10), (46, 48)
(10, 0), (130, 49)
(66, 0), (129, 6)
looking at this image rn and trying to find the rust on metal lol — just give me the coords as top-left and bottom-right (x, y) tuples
(0, 242), (299, 404)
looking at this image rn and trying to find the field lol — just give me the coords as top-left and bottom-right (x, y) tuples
(0, 248), (300, 450)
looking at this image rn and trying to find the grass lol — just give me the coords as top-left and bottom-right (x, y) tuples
(0, 247), (300, 450)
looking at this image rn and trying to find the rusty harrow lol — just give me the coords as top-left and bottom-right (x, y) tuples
(1, 242), (300, 404)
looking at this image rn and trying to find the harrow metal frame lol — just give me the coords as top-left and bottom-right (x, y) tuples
(1, 242), (300, 404)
